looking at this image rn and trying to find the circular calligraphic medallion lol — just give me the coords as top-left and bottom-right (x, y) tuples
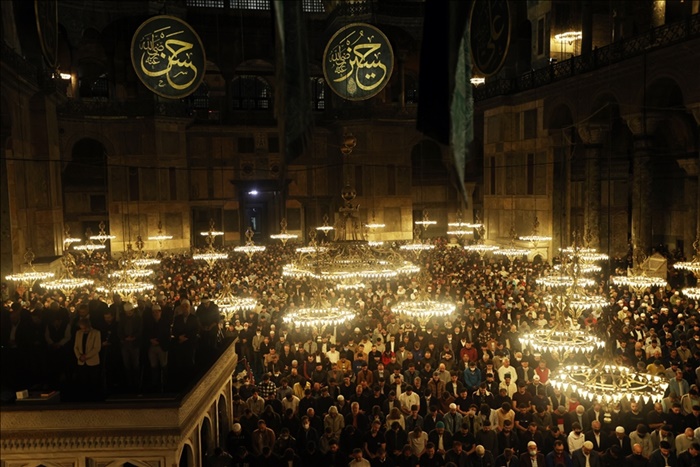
(131, 15), (206, 99)
(469, 0), (511, 77)
(323, 23), (394, 101)
(35, 0), (58, 69)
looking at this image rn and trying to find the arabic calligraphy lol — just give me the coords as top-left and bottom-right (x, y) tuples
(469, 0), (511, 77)
(323, 23), (394, 101)
(131, 16), (206, 99)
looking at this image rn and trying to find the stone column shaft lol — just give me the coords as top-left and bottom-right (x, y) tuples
(578, 124), (609, 248)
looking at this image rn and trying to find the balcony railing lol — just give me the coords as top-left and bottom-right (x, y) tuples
(475, 13), (700, 102)
(58, 99), (192, 118)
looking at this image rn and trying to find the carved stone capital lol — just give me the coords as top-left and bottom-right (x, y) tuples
(687, 103), (700, 126)
(578, 123), (610, 145)
(623, 112), (666, 137)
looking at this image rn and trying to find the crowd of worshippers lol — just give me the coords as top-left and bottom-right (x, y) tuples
(1, 241), (700, 466)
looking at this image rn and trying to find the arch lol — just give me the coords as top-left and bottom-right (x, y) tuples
(588, 93), (620, 124)
(217, 393), (230, 448)
(178, 442), (195, 467)
(63, 138), (107, 186)
(645, 76), (684, 110)
(200, 414), (214, 464)
(546, 102), (574, 130)
(61, 130), (117, 163)
(230, 75), (273, 110)
(103, 460), (154, 467)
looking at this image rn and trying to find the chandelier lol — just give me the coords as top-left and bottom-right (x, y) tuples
(134, 257), (161, 267)
(193, 219), (229, 267)
(284, 185), (420, 284)
(315, 214), (335, 235)
(89, 220), (117, 244)
(42, 251), (93, 295)
(282, 289), (356, 328)
(675, 235), (700, 300)
(365, 210), (385, 230)
(518, 217), (552, 248)
(148, 220), (173, 247)
(494, 226), (529, 262)
(270, 218), (298, 245)
(400, 226), (436, 254)
(234, 227), (266, 259)
(520, 328), (605, 355)
(213, 268), (258, 321)
(612, 247), (667, 295)
(554, 263), (601, 274)
(414, 209), (437, 228)
(550, 363), (668, 404)
(97, 238), (154, 296)
(63, 226), (81, 246)
(5, 249), (55, 289)
(74, 227), (107, 257)
(447, 210), (474, 243)
(536, 275), (595, 289)
(392, 298), (455, 328)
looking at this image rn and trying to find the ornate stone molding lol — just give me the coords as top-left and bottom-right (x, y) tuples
(623, 112), (666, 137)
(1, 434), (180, 453)
(577, 123), (610, 145)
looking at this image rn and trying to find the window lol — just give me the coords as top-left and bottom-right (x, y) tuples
(79, 74), (109, 100)
(187, 83), (210, 112)
(302, 0), (325, 13)
(231, 76), (272, 110)
(128, 167), (140, 201)
(406, 75), (419, 104)
(523, 109), (537, 139)
(387, 164), (396, 196)
(186, 0), (224, 7)
(310, 77), (325, 110)
(229, 0), (270, 9)
(537, 17), (545, 55)
(268, 136), (280, 153)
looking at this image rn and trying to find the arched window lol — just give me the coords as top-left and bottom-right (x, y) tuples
(231, 75), (272, 110)
(310, 77), (325, 110)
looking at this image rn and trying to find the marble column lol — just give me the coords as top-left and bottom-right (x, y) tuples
(624, 113), (665, 254)
(680, 103), (700, 251)
(577, 123), (609, 248)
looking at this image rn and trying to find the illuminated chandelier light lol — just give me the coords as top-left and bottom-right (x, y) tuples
(550, 363), (668, 405)
(494, 225), (529, 262)
(400, 226), (435, 254)
(200, 231), (224, 237)
(194, 219), (229, 266)
(611, 247), (667, 295)
(270, 218), (299, 245)
(148, 221), (173, 245)
(282, 289), (356, 327)
(315, 214), (335, 234)
(554, 31), (583, 43)
(62, 225), (81, 246)
(543, 292), (609, 316)
(554, 263), (601, 274)
(368, 240), (384, 246)
(134, 257), (161, 267)
(518, 217), (552, 247)
(536, 275), (595, 289)
(520, 328), (606, 355)
(674, 235), (700, 274)
(108, 268), (154, 279)
(414, 209), (437, 227)
(74, 243), (106, 253)
(284, 187), (420, 282)
(89, 220), (117, 244)
(218, 296), (258, 317)
(42, 252), (93, 294)
(97, 280), (154, 295)
(447, 210), (475, 240)
(392, 300), (455, 322)
(365, 210), (386, 230)
(234, 226), (267, 258)
(295, 245), (329, 254)
(464, 244), (500, 256)
(683, 288), (700, 300)
(5, 249), (55, 286)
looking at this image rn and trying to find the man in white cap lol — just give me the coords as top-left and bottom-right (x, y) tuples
(572, 440), (602, 467)
(444, 402), (464, 435)
(606, 426), (632, 457)
(520, 440), (545, 467)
